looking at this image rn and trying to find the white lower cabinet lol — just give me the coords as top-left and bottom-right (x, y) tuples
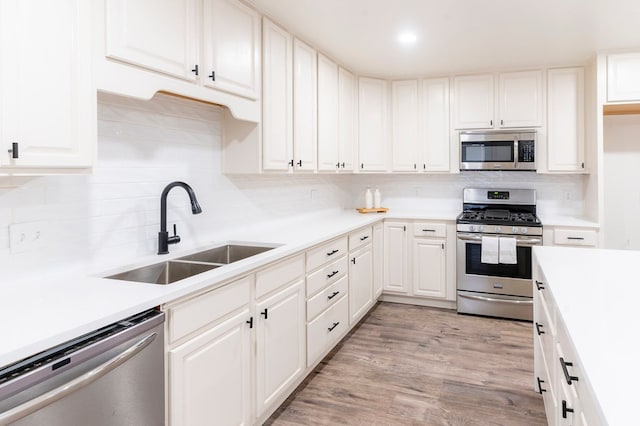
(307, 293), (348, 365)
(383, 221), (410, 293)
(412, 238), (446, 299)
(372, 222), (384, 299)
(349, 245), (373, 325)
(166, 276), (252, 426)
(255, 273), (306, 418)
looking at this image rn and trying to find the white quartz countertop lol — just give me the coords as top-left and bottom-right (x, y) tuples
(533, 246), (640, 425)
(537, 214), (599, 228)
(0, 208), (459, 369)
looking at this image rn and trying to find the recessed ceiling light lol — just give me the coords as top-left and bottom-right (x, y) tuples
(398, 32), (417, 45)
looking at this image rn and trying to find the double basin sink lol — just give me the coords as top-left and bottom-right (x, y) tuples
(106, 244), (277, 285)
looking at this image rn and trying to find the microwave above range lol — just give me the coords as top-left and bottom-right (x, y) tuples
(460, 130), (536, 171)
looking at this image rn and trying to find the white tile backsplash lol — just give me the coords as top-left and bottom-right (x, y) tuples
(0, 92), (586, 283)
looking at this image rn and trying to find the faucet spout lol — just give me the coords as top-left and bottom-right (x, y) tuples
(158, 181), (202, 255)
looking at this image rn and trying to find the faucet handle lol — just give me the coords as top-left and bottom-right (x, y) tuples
(168, 223), (181, 245)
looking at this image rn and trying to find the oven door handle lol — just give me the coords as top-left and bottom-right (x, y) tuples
(458, 293), (533, 305)
(456, 233), (542, 246)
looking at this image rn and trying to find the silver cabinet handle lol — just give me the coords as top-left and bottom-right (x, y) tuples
(458, 293), (533, 305)
(0, 332), (157, 424)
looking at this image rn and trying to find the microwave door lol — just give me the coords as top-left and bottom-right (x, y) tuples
(460, 141), (515, 170)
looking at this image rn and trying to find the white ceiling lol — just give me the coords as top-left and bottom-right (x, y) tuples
(248, 0), (640, 78)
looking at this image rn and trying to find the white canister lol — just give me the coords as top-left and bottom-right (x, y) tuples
(365, 187), (373, 209)
(373, 188), (381, 208)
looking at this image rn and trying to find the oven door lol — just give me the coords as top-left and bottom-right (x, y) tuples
(456, 232), (542, 297)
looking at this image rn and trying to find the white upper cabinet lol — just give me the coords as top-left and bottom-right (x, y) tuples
(607, 52), (640, 102)
(0, 0), (95, 169)
(498, 70), (543, 128)
(547, 67), (585, 172)
(421, 78), (451, 172)
(392, 80), (420, 171)
(338, 67), (357, 172)
(202, 0), (261, 100)
(292, 38), (317, 171)
(454, 74), (494, 129)
(262, 18), (293, 171)
(317, 54), (340, 171)
(454, 71), (543, 129)
(358, 77), (389, 172)
(105, 0), (199, 81)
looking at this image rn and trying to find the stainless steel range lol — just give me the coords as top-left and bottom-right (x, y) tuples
(456, 188), (542, 321)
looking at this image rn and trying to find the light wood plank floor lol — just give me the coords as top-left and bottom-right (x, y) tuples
(266, 302), (546, 426)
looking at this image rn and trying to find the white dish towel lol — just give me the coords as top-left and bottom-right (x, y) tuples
(499, 237), (518, 264)
(481, 236), (499, 264)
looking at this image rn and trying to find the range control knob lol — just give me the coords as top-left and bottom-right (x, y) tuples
(512, 227), (519, 234)
(478, 225), (485, 232)
(520, 227), (528, 234)
(494, 226), (501, 233)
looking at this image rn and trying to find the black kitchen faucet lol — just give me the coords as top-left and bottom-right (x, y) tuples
(158, 181), (202, 254)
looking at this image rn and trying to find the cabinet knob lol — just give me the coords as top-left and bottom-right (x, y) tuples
(191, 65), (199, 76)
(560, 357), (579, 385)
(8, 142), (18, 159)
(500, 119), (504, 126)
(327, 291), (340, 300)
(209, 71), (216, 81)
(490, 119), (493, 126)
(336, 162), (341, 168)
(562, 400), (574, 419)
(536, 377), (546, 394)
(328, 321), (340, 332)
(246, 317), (253, 328)
(288, 159), (294, 167)
(297, 160), (302, 167)
(535, 280), (545, 290)
(260, 308), (268, 320)
(535, 322), (545, 335)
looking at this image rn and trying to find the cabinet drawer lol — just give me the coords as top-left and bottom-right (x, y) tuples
(307, 275), (348, 321)
(553, 229), (597, 246)
(167, 276), (251, 344)
(349, 226), (372, 251)
(256, 254), (305, 299)
(413, 222), (447, 238)
(307, 294), (348, 367)
(306, 256), (348, 297)
(306, 236), (348, 272)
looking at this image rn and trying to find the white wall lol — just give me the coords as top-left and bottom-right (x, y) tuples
(603, 114), (640, 250)
(0, 92), (586, 283)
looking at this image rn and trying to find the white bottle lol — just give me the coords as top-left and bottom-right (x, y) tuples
(365, 187), (373, 209)
(373, 188), (381, 208)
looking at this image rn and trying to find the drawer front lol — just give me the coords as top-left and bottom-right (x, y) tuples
(167, 276), (251, 344)
(307, 275), (348, 321)
(349, 226), (373, 251)
(307, 236), (348, 272)
(306, 294), (348, 367)
(256, 254), (305, 299)
(306, 256), (348, 297)
(413, 222), (447, 238)
(553, 229), (597, 247)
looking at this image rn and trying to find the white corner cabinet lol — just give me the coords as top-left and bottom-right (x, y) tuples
(454, 70), (543, 130)
(546, 67), (585, 172)
(606, 52), (640, 102)
(391, 78), (451, 172)
(99, 0), (261, 122)
(0, 0), (95, 172)
(382, 220), (456, 308)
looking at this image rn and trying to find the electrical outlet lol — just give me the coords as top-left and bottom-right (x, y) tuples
(9, 222), (46, 254)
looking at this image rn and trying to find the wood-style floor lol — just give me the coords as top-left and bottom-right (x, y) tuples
(266, 302), (546, 426)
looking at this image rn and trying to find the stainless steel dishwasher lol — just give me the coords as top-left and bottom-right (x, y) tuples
(0, 308), (165, 425)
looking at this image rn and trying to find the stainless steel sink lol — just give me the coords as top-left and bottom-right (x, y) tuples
(106, 261), (220, 285)
(175, 244), (275, 265)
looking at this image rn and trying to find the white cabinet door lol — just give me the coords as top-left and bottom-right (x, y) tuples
(317, 54), (340, 171)
(262, 18), (293, 171)
(607, 52), (640, 102)
(412, 238), (446, 299)
(349, 246), (373, 324)
(372, 223), (384, 299)
(454, 74), (494, 129)
(392, 80), (420, 172)
(0, 0), (94, 168)
(383, 222), (409, 293)
(105, 0), (198, 81)
(292, 39), (317, 171)
(547, 68), (584, 172)
(202, 0), (261, 100)
(498, 70), (543, 128)
(421, 78), (450, 172)
(169, 308), (252, 426)
(255, 279), (306, 417)
(358, 77), (389, 171)
(338, 67), (357, 172)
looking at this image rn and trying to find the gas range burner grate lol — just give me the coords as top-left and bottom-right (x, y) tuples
(484, 209), (510, 220)
(511, 212), (537, 223)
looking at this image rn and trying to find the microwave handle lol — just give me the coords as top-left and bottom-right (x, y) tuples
(514, 137), (519, 169)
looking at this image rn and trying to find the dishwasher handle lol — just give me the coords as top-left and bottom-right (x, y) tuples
(0, 332), (158, 425)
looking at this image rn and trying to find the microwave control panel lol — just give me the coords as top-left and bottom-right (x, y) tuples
(518, 140), (535, 162)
